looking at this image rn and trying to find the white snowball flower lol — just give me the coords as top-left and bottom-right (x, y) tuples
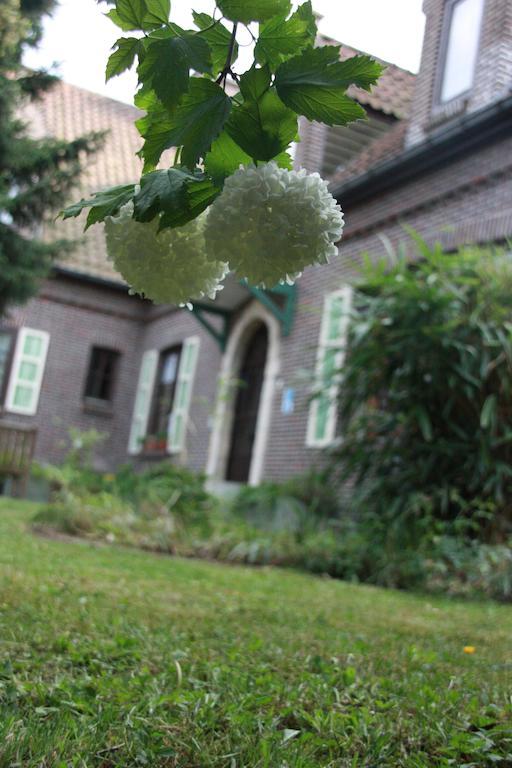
(104, 203), (228, 305)
(204, 162), (344, 287)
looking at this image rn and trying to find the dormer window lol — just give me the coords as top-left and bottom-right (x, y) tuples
(439, 0), (485, 103)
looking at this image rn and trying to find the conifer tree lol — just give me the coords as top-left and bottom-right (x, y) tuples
(0, 0), (102, 314)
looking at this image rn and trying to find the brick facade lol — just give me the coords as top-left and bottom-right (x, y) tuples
(1, 1), (511, 484)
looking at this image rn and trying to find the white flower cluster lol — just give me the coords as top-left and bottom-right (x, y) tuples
(104, 203), (227, 305)
(104, 163), (344, 304)
(204, 162), (344, 287)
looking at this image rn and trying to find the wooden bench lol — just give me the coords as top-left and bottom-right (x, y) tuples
(0, 423), (37, 497)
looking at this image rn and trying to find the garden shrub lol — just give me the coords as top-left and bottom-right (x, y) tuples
(333, 238), (512, 544)
(232, 468), (342, 535)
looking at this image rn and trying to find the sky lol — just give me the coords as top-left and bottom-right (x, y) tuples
(25, 0), (426, 105)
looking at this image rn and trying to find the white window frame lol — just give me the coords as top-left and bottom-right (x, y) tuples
(437, 0), (485, 105)
(5, 327), (50, 416)
(127, 349), (158, 455)
(167, 336), (200, 454)
(306, 286), (352, 448)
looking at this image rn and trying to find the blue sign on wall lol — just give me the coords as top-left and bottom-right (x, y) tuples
(281, 387), (295, 415)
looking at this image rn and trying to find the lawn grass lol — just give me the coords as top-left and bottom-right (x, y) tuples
(0, 499), (511, 767)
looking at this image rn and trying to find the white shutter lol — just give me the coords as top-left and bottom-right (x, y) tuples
(128, 349), (158, 455)
(306, 286), (352, 448)
(5, 328), (50, 416)
(167, 336), (200, 454)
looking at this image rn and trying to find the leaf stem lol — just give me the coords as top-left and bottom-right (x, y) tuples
(216, 22), (238, 88)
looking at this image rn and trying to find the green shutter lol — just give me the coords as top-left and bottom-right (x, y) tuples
(167, 336), (200, 454)
(128, 349), (158, 454)
(307, 287), (352, 447)
(5, 328), (50, 416)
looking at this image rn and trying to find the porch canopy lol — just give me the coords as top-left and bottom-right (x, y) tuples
(188, 274), (297, 351)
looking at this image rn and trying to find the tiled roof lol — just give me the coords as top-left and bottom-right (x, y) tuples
(24, 80), (143, 283)
(321, 39), (416, 120)
(329, 120), (409, 189)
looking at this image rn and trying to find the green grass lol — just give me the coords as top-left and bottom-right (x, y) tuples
(0, 500), (511, 767)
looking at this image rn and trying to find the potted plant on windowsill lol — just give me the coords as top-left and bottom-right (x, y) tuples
(142, 433), (168, 454)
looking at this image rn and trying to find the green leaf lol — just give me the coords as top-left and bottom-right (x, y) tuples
(331, 54), (386, 92)
(159, 178), (221, 230)
(136, 95), (175, 171)
(140, 79), (232, 170)
(106, 37), (141, 82)
(217, 0), (290, 23)
(255, 5), (313, 69)
(226, 87), (297, 161)
(106, 8), (141, 31)
(239, 64), (271, 101)
(481, 395), (497, 430)
(204, 131), (252, 184)
(274, 149), (294, 169)
(205, 131), (294, 183)
(138, 31), (212, 109)
(275, 46), (382, 125)
(192, 12), (239, 74)
(144, 0), (170, 24)
(415, 407), (433, 442)
(295, 1), (317, 46)
(133, 167), (203, 222)
(114, 0), (156, 30)
(60, 184), (135, 230)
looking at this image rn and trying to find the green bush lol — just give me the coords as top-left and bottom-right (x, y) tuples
(112, 462), (218, 532)
(232, 469), (342, 535)
(334, 238), (512, 543)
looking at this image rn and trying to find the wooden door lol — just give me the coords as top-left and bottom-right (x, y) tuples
(226, 325), (268, 482)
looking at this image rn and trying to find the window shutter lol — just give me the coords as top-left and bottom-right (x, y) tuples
(167, 336), (200, 454)
(128, 349), (158, 455)
(5, 328), (50, 416)
(306, 286), (352, 448)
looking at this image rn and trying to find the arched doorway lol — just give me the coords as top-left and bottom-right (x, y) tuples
(226, 324), (268, 482)
(206, 301), (281, 486)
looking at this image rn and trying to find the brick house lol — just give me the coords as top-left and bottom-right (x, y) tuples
(1, 0), (511, 487)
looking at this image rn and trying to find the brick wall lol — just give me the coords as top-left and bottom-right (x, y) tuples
(261, 131), (512, 481)
(406, 0), (512, 147)
(0, 276), (147, 470)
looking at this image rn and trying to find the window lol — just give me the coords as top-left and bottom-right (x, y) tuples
(306, 287), (352, 448)
(0, 331), (14, 402)
(84, 346), (120, 404)
(148, 346), (182, 438)
(439, 0), (485, 103)
(128, 337), (200, 456)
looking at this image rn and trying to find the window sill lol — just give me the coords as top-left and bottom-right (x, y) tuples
(429, 94), (469, 129)
(82, 399), (114, 418)
(140, 449), (169, 460)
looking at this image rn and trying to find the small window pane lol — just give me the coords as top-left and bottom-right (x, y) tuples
(182, 343), (196, 375)
(172, 413), (183, 444)
(322, 348), (338, 382)
(148, 346), (182, 438)
(23, 334), (42, 357)
(315, 396), (330, 441)
(84, 346), (120, 402)
(13, 385), (33, 408)
(326, 296), (345, 342)
(441, 0), (484, 102)
(0, 332), (13, 394)
(19, 361), (38, 383)
(162, 354), (178, 384)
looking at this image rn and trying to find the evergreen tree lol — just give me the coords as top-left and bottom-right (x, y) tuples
(0, 0), (102, 314)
